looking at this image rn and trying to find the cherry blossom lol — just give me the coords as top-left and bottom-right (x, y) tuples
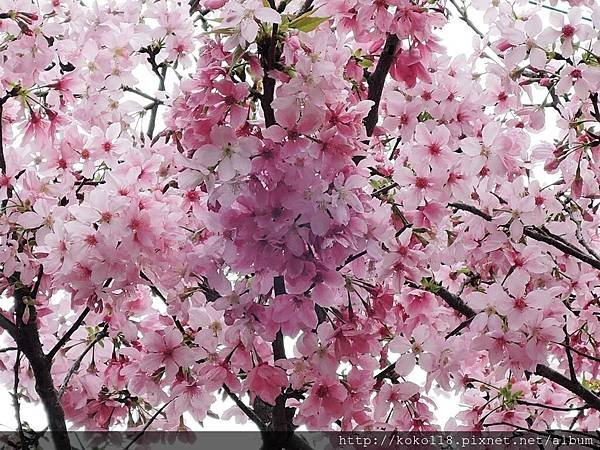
(0, 0), (600, 447)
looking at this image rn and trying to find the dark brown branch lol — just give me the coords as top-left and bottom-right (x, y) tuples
(14, 285), (71, 450)
(525, 228), (600, 270)
(534, 364), (600, 411)
(259, 20), (279, 128)
(590, 93), (600, 122)
(336, 250), (367, 271)
(372, 182), (398, 198)
(374, 361), (399, 382)
(364, 34), (399, 137)
(564, 326), (577, 381)
(147, 65), (167, 139)
(123, 398), (175, 450)
(445, 316), (475, 339)
(425, 282), (600, 413)
(47, 307), (90, 360)
(140, 271), (187, 336)
(0, 104), (5, 174)
(448, 202), (492, 221)
(449, 202), (600, 271)
(435, 285), (476, 318)
(222, 384), (266, 431)
(517, 399), (587, 412)
(0, 346), (17, 353)
(558, 343), (600, 363)
(12, 349), (25, 449)
(58, 325), (109, 399)
(298, 0), (314, 15)
(271, 276), (290, 438)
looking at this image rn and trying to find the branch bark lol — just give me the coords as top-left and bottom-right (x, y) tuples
(534, 364), (600, 411)
(47, 307), (90, 361)
(424, 281), (600, 414)
(12, 349), (25, 449)
(364, 34), (399, 137)
(58, 325), (109, 399)
(449, 202), (600, 271)
(14, 284), (71, 450)
(269, 276), (293, 447)
(0, 103), (6, 175)
(259, 22), (279, 128)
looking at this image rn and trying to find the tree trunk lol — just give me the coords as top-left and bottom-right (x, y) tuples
(14, 288), (71, 450)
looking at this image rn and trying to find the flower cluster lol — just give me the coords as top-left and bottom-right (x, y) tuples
(0, 0), (599, 439)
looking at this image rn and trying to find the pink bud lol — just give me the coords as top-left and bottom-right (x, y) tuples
(572, 175), (583, 199)
(544, 159), (559, 171)
(496, 39), (513, 52)
(203, 0), (226, 8)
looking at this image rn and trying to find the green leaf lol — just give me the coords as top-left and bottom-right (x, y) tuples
(358, 58), (373, 69)
(420, 277), (441, 294)
(289, 14), (330, 32)
(417, 111), (433, 122)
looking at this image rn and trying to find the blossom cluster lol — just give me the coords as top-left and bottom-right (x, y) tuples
(0, 0), (599, 437)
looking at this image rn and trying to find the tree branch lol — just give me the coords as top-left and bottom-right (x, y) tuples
(517, 399), (587, 412)
(534, 364), (600, 411)
(58, 325), (109, 399)
(0, 104), (5, 175)
(449, 202), (600, 271)
(222, 384), (266, 431)
(14, 285), (71, 450)
(12, 349), (25, 449)
(147, 65), (167, 139)
(259, 18), (279, 128)
(47, 307), (90, 360)
(271, 276), (290, 439)
(435, 285), (477, 318)
(140, 271), (187, 336)
(0, 346), (17, 353)
(423, 280), (600, 413)
(298, 0), (314, 15)
(123, 398), (175, 450)
(364, 34), (399, 137)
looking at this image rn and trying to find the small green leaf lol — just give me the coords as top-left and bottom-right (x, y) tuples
(358, 58), (373, 69)
(289, 15), (330, 32)
(417, 111), (432, 122)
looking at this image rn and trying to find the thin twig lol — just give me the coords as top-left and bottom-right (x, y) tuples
(449, 202), (600, 271)
(517, 399), (587, 412)
(222, 384), (266, 431)
(528, 1), (592, 22)
(123, 398), (176, 450)
(47, 307), (90, 360)
(58, 326), (109, 399)
(564, 325), (577, 381)
(0, 346), (17, 353)
(12, 349), (25, 450)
